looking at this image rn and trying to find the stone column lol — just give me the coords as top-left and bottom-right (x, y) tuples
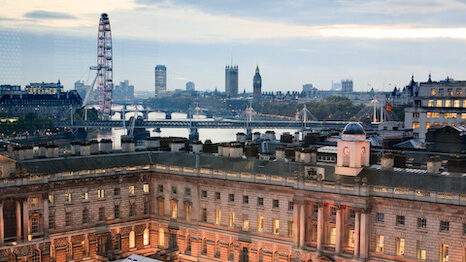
(293, 201), (299, 246)
(0, 199), (4, 244)
(359, 209), (369, 259)
(22, 197), (29, 241)
(16, 199), (21, 241)
(299, 203), (305, 248)
(317, 203), (324, 252)
(354, 210), (360, 258)
(43, 193), (49, 238)
(335, 206), (342, 254)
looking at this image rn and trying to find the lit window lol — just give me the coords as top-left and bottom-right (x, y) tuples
(31, 198), (39, 208)
(129, 231), (135, 249)
(395, 237), (405, 255)
(396, 215), (405, 226)
(257, 216), (264, 232)
(440, 221), (450, 232)
(426, 122), (431, 129)
(48, 195), (54, 204)
(329, 227), (336, 245)
(143, 183), (149, 193)
(427, 112), (440, 118)
(347, 229), (355, 247)
(412, 122), (420, 129)
(376, 235), (384, 252)
(228, 212), (235, 227)
(417, 217), (427, 229)
(287, 221), (293, 238)
(440, 244), (449, 262)
(428, 100), (434, 107)
(445, 100), (451, 107)
(417, 241), (426, 259)
(171, 201), (178, 219)
(143, 228), (150, 246)
(158, 199), (164, 216)
(444, 113), (457, 119)
(448, 88), (453, 96)
(65, 193), (72, 202)
(81, 192), (87, 201)
(456, 88), (462, 96)
(463, 101), (466, 108)
(431, 88), (436, 96)
(273, 219), (279, 235)
(240, 214), (248, 231)
(454, 100), (460, 107)
(185, 204), (191, 221)
(215, 209), (221, 225)
(437, 100), (443, 107)
(129, 186), (135, 195)
(98, 189), (105, 198)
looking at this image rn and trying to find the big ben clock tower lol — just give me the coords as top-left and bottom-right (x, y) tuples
(253, 65), (262, 102)
(335, 122), (370, 176)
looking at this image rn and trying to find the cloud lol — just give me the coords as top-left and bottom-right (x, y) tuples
(24, 10), (77, 20)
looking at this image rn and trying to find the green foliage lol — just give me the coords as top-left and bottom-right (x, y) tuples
(255, 96), (365, 120)
(391, 105), (409, 121)
(144, 94), (193, 111)
(0, 113), (54, 136)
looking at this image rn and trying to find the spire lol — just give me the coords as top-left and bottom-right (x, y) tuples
(428, 72), (432, 83)
(256, 64), (260, 74)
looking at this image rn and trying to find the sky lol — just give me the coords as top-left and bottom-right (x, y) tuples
(1, 0), (466, 94)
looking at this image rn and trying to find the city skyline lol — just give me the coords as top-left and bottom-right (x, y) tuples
(1, 1), (466, 93)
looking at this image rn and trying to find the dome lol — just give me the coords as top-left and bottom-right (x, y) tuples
(342, 122), (365, 135)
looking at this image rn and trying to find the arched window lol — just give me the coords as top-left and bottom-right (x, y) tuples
(129, 231), (136, 249)
(82, 239), (89, 257)
(185, 235), (191, 255)
(158, 229), (164, 248)
(215, 240), (220, 258)
(258, 249), (263, 262)
(143, 228), (150, 246)
(66, 242), (73, 261)
(201, 238), (207, 255)
(32, 249), (41, 262)
(273, 251), (279, 262)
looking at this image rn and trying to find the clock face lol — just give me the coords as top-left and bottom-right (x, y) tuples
(343, 147), (350, 155)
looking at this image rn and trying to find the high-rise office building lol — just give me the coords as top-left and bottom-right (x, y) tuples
(155, 65), (167, 95)
(253, 65), (261, 102)
(225, 65), (238, 97)
(342, 79), (353, 92)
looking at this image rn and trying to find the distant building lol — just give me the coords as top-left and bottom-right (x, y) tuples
(341, 79), (353, 93)
(389, 75), (419, 106)
(155, 65), (167, 95)
(114, 80), (134, 102)
(74, 80), (90, 100)
(186, 81), (195, 92)
(331, 80), (341, 91)
(253, 65), (261, 102)
(25, 81), (63, 95)
(405, 76), (466, 140)
(0, 84), (22, 95)
(225, 65), (238, 97)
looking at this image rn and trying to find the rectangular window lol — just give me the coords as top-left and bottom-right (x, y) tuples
(185, 205), (191, 221)
(437, 100), (443, 107)
(202, 208), (207, 222)
(448, 88), (453, 96)
(229, 194), (235, 202)
(143, 183), (149, 193)
(99, 207), (105, 221)
(273, 219), (279, 235)
(426, 122), (431, 129)
(129, 186), (135, 195)
(215, 192), (220, 200)
(31, 217), (39, 233)
(329, 227), (336, 245)
(395, 237), (405, 255)
(49, 214), (55, 229)
(417, 217), (427, 229)
(455, 100), (460, 107)
(228, 211), (235, 227)
(456, 88), (462, 96)
(313, 205), (318, 216)
(201, 190), (207, 198)
(81, 192), (87, 201)
(114, 205), (120, 219)
(349, 209), (355, 219)
(427, 112), (440, 118)
(257, 197), (264, 207)
(431, 88), (436, 96)
(185, 188), (191, 197)
(462, 113), (466, 120)
(428, 100), (434, 107)
(412, 122), (420, 129)
(114, 188), (120, 196)
(98, 189), (105, 198)
(376, 235), (384, 253)
(439, 88), (444, 96)
(129, 203), (136, 217)
(273, 199), (279, 209)
(30, 198), (39, 208)
(243, 195), (249, 204)
(257, 216), (264, 232)
(287, 221), (293, 238)
(144, 200), (149, 215)
(440, 244), (449, 262)
(310, 224), (317, 242)
(348, 229), (355, 248)
(444, 113), (457, 119)
(215, 209), (221, 225)
(417, 241), (426, 259)
(440, 221), (450, 232)
(171, 186), (177, 195)
(48, 195), (54, 204)
(288, 201), (294, 211)
(82, 209), (89, 224)
(243, 214), (249, 231)
(65, 193), (72, 202)
(413, 112), (420, 118)
(158, 199), (164, 216)
(171, 202), (178, 219)
(445, 100), (451, 107)
(65, 212), (72, 226)
(396, 215), (405, 226)
(330, 207), (337, 216)
(158, 185), (163, 193)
